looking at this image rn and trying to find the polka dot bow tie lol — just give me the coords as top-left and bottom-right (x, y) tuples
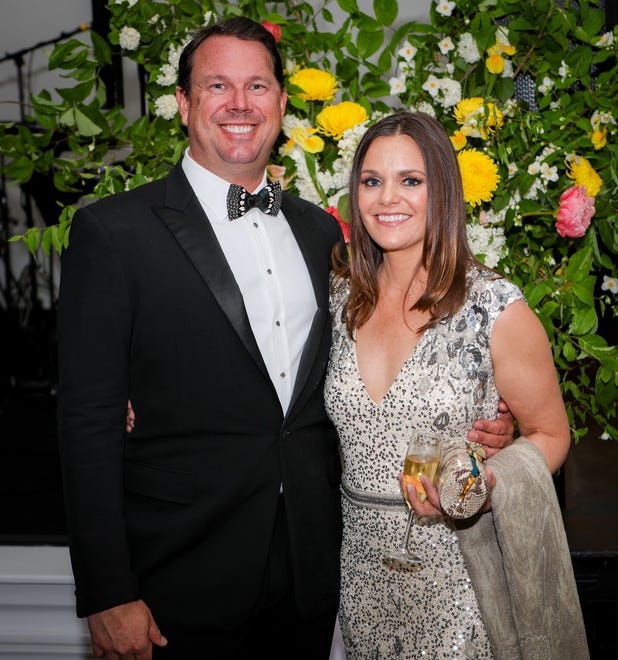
(226, 181), (282, 221)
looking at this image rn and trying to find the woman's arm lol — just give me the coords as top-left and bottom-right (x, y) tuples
(491, 299), (570, 473)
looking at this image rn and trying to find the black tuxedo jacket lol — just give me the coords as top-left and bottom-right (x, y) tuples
(57, 163), (343, 630)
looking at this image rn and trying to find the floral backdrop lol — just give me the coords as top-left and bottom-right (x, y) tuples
(0, 0), (616, 442)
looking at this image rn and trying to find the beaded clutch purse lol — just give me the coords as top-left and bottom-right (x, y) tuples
(438, 442), (489, 519)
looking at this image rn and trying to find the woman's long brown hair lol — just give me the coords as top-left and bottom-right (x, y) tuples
(332, 111), (490, 337)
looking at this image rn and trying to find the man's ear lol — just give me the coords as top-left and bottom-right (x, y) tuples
(176, 86), (189, 126)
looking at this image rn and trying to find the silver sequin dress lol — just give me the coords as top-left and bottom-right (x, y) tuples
(324, 267), (525, 659)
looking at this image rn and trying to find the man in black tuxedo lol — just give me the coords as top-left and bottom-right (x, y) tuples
(57, 16), (513, 660)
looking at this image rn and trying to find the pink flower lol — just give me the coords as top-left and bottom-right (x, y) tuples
(325, 206), (350, 243)
(555, 186), (595, 238)
(261, 22), (282, 43)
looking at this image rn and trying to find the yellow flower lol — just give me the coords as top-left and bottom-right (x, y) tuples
(487, 39), (516, 57)
(485, 54), (505, 75)
(453, 98), (503, 139)
(316, 102), (369, 140)
(566, 155), (603, 196)
(289, 68), (337, 101)
(285, 125), (325, 154)
(590, 127), (608, 150)
(450, 130), (467, 151)
(457, 149), (501, 207)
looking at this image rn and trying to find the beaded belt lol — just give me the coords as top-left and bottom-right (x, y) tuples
(341, 482), (404, 510)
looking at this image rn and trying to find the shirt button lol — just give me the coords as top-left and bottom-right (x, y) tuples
(275, 320), (281, 326)
(267, 268), (272, 275)
(253, 222), (258, 228)
(280, 372), (286, 379)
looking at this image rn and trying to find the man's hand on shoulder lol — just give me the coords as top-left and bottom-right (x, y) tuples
(467, 399), (515, 458)
(87, 600), (167, 659)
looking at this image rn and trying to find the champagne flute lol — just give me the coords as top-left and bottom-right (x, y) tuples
(383, 430), (441, 568)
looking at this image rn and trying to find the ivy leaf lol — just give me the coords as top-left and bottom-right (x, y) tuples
(4, 155), (35, 183)
(524, 280), (554, 309)
(90, 29), (112, 65)
(565, 247), (593, 282)
(74, 107), (104, 136)
(562, 341), (577, 362)
(336, 0), (360, 13)
(569, 306), (598, 336)
(48, 39), (83, 70)
(579, 338), (618, 372)
(337, 193), (350, 223)
(572, 277), (596, 306)
(373, 0), (398, 26)
(356, 29), (383, 59)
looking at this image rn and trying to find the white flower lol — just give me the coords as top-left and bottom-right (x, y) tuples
(601, 275), (618, 294)
(540, 162), (559, 182)
(596, 31), (614, 48)
(507, 162), (518, 177)
(398, 41), (417, 62)
(203, 11), (216, 26)
(467, 223), (506, 268)
(156, 64), (177, 87)
(501, 99), (517, 117)
(168, 44), (184, 69)
(154, 94), (178, 120)
(591, 110), (616, 129)
(527, 162), (541, 176)
(436, 77), (461, 108)
(480, 207), (507, 225)
(501, 59), (514, 78)
(538, 76), (554, 95)
(435, 1), (456, 17)
(422, 74), (441, 97)
(119, 26), (141, 51)
(559, 60), (570, 82)
(495, 27), (512, 49)
(524, 178), (544, 200)
(438, 37), (455, 55)
(389, 76), (406, 95)
(410, 101), (436, 117)
(458, 33), (481, 64)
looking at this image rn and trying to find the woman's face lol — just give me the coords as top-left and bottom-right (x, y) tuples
(357, 133), (428, 258)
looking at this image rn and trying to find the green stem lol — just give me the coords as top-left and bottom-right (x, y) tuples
(304, 151), (329, 207)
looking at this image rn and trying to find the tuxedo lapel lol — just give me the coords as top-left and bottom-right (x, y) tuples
(154, 165), (270, 382)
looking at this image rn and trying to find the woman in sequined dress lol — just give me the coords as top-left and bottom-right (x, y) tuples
(324, 112), (575, 658)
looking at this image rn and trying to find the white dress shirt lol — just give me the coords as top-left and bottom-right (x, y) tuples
(181, 150), (317, 414)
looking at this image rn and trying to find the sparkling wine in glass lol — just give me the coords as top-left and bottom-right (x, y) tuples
(383, 430), (441, 569)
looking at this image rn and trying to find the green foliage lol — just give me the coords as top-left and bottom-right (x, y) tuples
(0, 0), (616, 441)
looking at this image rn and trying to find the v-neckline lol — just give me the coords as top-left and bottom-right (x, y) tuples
(352, 329), (430, 406)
